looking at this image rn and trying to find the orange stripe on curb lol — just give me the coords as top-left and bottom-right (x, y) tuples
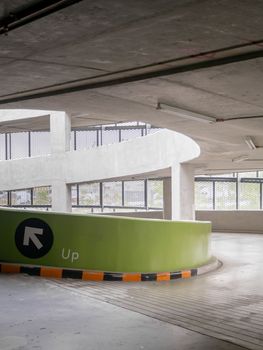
(82, 271), (104, 281)
(40, 267), (62, 278)
(182, 270), (191, 279)
(157, 272), (170, 281)
(1, 264), (20, 274)
(123, 273), (141, 282)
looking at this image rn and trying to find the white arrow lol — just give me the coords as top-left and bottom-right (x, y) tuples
(23, 226), (44, 250)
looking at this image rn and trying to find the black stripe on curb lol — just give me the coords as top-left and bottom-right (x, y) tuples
(0, 260), (219, 282)
(104, 272), (123, 281)
(62, 269), (83, 279)
(170, 272), (182, 280)
(20, 266), (41, 276)
(141, 273), (157, 281)
(191, 269), (198, 277)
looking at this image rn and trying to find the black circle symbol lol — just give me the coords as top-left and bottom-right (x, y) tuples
(15, 218), (53, 259)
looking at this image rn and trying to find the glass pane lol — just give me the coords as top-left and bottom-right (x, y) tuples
(103, 182), (122, 206)
(31, 131), (50, 156)
(0, 191), (8, 206)
(124, 181), (145, 207)
(0, 134), (5, 160)
(195, 182), (213, 210)
(215, 182), (236, 210)
(120, 129), (142, 142)
(239, 183), (260, 209)
(11, 132), (29, 159)
(102, 128), (119, 145)
(148, 180), (163, 208)
(11, 189), (31, 205)
(33, 186), (51, 205)
(258, 170), (263, 178)
(79, 183), (100, 205)
(76, 130), (97, 150)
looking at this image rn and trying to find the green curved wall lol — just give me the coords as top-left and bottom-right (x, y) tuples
(0, 208), (211, 273)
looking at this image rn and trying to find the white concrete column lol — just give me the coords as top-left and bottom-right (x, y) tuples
(51, 180), (72, 212)
(163, 177), (172, 220)
(171, 163), (195, 220)
(50, 112), (72, 212)
(50, 112), (71, 153)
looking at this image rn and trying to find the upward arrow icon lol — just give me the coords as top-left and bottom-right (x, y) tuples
(23, 226), (43, 250)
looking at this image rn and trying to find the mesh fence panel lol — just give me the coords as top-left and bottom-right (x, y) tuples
(11, 132), (29, 159)
(238, 172), (257, 178)
(124, 181), (145, 207)
(71, 185), (78, 206)
(72, 207), (92, 214)
(31, 131), (50, 156)
(33, 186), (51, 206)
(148, 180), (163, 208)
(11, 189), (31, 206)
(0, 134), (5, 160)
(103, 181), (122, 206)
(76, 130), (97, 150)
(0, 191), (8, 206)
(239, 182), (260, 209)
(79, 183), (100, 206)
(215, 182), (236, 210)
(102, 128), (119, 145)
(120, 129), (142, 142)
(195, 181), (213, 210)
(70, 131), (75, 151)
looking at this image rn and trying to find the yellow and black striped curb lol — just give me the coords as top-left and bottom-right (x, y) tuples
(0, 259), (220, 282)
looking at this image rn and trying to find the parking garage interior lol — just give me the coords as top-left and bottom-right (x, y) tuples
(0, 1), (263, 350)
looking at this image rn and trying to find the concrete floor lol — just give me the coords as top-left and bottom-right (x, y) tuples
(0, 233), (262, 350)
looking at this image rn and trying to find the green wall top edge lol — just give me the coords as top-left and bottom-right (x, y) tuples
(0, 207), (211, 225)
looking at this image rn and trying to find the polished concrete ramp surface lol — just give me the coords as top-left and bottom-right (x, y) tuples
(0, 233), (262, 350)
(51, 233), (263, 350)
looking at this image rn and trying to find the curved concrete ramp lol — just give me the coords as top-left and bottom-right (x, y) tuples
(0, 208), (211, 273)
(0, 129), (199, 191)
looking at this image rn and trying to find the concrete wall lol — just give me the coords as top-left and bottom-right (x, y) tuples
(111, 210), (263, 234)
(196, 210), (263, 234)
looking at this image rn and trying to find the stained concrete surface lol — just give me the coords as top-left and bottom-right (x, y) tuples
(0, 275), (244, 350)
(0, 233), (262, 350)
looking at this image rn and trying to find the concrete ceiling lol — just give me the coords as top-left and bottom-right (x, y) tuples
(0, 0), (263, 174)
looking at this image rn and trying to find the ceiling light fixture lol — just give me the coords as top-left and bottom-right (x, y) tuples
(232, 155), (249, 163)
(244, 136), (257, 150)
(157, 102), (217, 124)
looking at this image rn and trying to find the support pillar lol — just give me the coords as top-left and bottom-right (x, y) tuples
(171, 163), (195, 220)
(51, 181), (72, 212)
(50, 111), (71, 153)
(50, 112), (72, 212)
(163, 163), (196, 221)
(163, 177), (172, 220)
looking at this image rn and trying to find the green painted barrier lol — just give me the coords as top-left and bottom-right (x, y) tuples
(0, 208), (211, 273)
